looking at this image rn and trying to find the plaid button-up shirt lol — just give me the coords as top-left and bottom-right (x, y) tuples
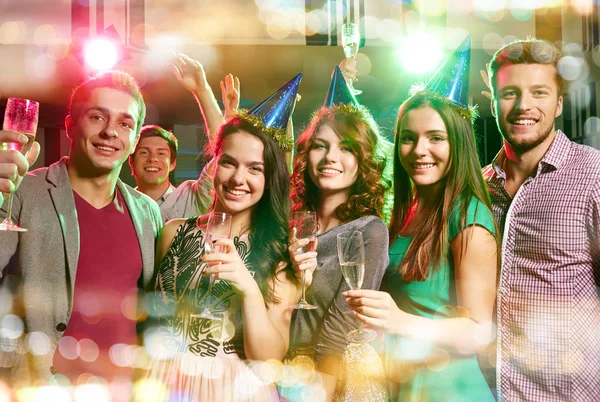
(483, 131), (600, 402)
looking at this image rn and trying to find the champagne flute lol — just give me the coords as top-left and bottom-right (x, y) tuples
(337, 231), (376, 343)
(0, 98), (39, 232)
(192, 211), (232, 320)
(341, 23), (362, 95)
(290, 211), (318, 310)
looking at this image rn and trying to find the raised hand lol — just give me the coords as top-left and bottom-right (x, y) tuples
(288, 227), (318, 286)
(342, 289), (407, 335)
(220, 73), (240, 119)
(202, 238), (261, 298)
(338, 57), (359, 84)
(168, 53), (210, 94)
(0, 130), (40, 204)
(480, 63), (492, 100)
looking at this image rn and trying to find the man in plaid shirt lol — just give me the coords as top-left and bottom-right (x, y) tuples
(483, 39), (600, 401)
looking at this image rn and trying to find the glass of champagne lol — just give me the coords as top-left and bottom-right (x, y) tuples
(341, 23), (362, 95)
(337, 231), (376, 343)
(192, 211), (232, 320)
(290, 211), (318, 310)
(0, 98), (39, 232)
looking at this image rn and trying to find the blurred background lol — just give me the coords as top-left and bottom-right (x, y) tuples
(1, 0), (599, 187)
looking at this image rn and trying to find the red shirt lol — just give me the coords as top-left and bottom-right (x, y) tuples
(52, 189), (143, 382)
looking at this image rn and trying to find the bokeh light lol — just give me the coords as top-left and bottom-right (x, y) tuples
(73, 382), (111, 402)
(474, 0), (509, 11)
(557, 55), (588, 81)
(511, 9), (533, 21)
(109, 344), (136, 368)
(108, 378), (133, 402)
(25, 332), (51, 356)
(1, 314), (24, 340)
(0, 380), (11, 402)
(120, 291), (141, 321)
(58, 336), (80, 360)
(571, 0), (594, 14)
(425, 348), (450, 372)
(413, 0), (446, 17)
(133, 379), (168, 402)
(482, 32), (504, 56)
(355, 53), (372, 78)
(568, 81), (592, 112)
(142, 34), (185, 75)
(83, 38), (119, 71)
(31, 54), (56, 80)
(376, 19), (402, 43)
(0, 21), (26, 45)
(305, 10), (327, 36)
(583, 116), (600, 137)
(78, 339), (100, 363)
(46, 37), (70, 61)
(33, 25), (56, 47)
(395, 33), (443, 74)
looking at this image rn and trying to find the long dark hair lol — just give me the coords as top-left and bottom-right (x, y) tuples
(213, 117), (293, 304)
(389, 89), (496, 281)
(290, 105), (390, 221)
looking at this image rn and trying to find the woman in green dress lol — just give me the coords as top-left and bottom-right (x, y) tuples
(344, 88), (499, 401)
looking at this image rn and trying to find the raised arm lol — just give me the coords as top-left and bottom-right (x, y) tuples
(338, 57), (358, 85)
(220, 73), (240, 120)
(169, 53), (225, 150)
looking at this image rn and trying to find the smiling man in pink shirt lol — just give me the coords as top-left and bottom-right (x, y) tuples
(483, 38), (600, 401)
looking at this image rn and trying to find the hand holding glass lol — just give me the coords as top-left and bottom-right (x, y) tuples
(290, 211), (318, 310)
(1, 98), (39, 232)
(192, 211), (232, 320)
(341, 23), (362, 95)
(337, 231), (376, 343)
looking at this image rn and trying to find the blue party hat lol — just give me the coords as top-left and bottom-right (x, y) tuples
(248, 73), (302, 131)
(427, 36), (471, 108)
(324, 66), (359, 107)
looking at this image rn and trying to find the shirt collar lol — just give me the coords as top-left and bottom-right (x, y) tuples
(539, 130), (570, 171)
(491, 130), (571, 178)
(158, 183), (176, 204)
(491, 148), (507, 179)
(134, 182), (176, 205)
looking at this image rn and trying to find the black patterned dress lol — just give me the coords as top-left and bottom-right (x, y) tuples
(142, 217), (279, 401)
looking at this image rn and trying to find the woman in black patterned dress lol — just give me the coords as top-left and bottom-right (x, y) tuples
(141, 116), (300, 402)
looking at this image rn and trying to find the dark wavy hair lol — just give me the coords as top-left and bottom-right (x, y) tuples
(213, 116), (293, 304)
(390, 89), (497, 281)
(290, 105), (390, 222)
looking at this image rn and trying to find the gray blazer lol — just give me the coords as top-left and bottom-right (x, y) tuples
(0, 158), (162, 383)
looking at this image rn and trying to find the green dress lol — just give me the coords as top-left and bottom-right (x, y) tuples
(381, 198), (496, 402)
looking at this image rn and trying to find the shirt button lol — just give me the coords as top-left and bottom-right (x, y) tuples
(499, 286), (508, 294)
(56, 323), (67, 332)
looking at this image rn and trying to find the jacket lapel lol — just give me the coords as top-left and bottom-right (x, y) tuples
(47, 158), (80, 307)
(118, 181), (154, 287)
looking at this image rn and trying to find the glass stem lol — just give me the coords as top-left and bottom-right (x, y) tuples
(4, 194), (15, 224)
(301, 270), (307, 302)
(204, 274), (215, 306)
